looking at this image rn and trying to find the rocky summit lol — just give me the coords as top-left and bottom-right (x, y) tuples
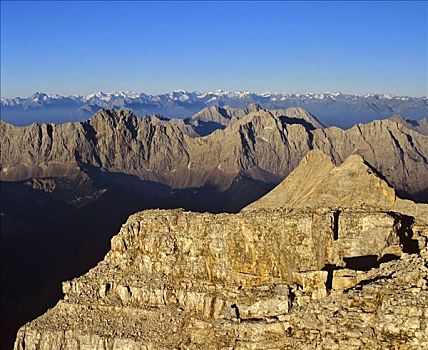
(245, 149), (428, 220)
(14, 150), (428, 350)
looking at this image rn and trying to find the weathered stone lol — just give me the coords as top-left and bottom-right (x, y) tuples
(293, 271), (328, 299)
(332, 269), (366, 291)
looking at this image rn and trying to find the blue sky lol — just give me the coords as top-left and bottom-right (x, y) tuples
(1, 1), (427, 97)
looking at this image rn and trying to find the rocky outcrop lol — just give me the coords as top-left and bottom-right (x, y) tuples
(14, 152), (428, 349)
(1, 108), (428, 200)
(13, 207), (428, 350)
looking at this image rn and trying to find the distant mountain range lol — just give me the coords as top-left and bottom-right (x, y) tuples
(1, 90), (427, 128)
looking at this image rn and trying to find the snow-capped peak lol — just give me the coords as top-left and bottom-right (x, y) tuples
(173, 89), (188, 94)
(2, 90), (425, 108)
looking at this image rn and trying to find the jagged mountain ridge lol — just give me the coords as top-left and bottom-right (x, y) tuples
(1, 107), (428, 201)
(2, 90), (427, 127)
(184, 104), (326, 136)
(390, 114), (428, 135)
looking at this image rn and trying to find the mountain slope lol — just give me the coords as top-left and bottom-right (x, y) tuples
(390, 115), (428, 135)
(245, 149), (428, 222)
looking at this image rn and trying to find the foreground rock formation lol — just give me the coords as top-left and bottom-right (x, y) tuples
(14, 151), (428, 349)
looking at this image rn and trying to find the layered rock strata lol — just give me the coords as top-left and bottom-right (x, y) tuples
(13, 208), (428, 349)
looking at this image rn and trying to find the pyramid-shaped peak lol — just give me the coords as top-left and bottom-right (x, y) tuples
(337, 153), (370, 170)
(332, 153), (389, 184)
(300, 148), (333, 164)
(245, 149), (397, 211)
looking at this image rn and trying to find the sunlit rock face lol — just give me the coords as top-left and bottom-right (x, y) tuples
(14, 151), (428, 349)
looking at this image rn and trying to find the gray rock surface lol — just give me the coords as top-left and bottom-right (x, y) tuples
(1, 108), (427, 200)
(390, 115), (428, 135)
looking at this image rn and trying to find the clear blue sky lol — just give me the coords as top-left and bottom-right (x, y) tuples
(1, 1), (427, 97)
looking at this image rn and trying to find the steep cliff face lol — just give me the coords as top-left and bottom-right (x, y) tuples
(13, 208), (428, 350)
(14, 152), (428, 349)
(1, 108), (428, 199)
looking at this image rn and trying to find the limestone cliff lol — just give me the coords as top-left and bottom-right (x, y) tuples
(14, 152), (428, 349)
